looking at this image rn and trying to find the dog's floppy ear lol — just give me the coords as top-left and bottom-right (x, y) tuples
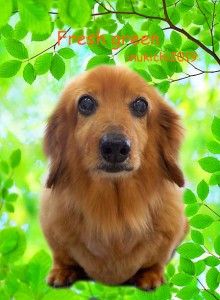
(44, 107), (68, 189)
(158, 103), (184, 187)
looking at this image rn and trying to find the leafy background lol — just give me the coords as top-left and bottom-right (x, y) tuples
(0, 0), (220, 299)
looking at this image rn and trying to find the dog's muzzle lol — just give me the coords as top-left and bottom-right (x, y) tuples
(98, 133), (132, 173)
(99, 133), (131, 164)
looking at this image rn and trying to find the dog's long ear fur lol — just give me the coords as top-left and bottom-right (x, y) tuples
(44, 106), (68, 189)
(158, 103), (185, 187)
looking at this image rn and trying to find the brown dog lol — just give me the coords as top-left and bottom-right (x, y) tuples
(40, 65), (188, 290)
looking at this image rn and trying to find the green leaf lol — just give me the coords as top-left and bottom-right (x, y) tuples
(148, 64), (167, 79)
(14, 21), (28, 40)
(140, 45), (160, 56)
(27, 250), (51, 296)
(171, 273), (193, 286)
(5, 202), (15, 213)
(0, 227), (18, 254)
(181, 40), (198, 51)
(190, 214), (214, 229)
(86, 55), (112, 70)
(124, 45), (138, 62)
(74, 281), (89, 291)
(211, 117), (220, 141)
(134, 69), (152, 82)
(170, 31), (182, 48)
(0, 60), (22, 78)
(3, 178), (13, 189)
(168, 7), (180, 25)
(58, 0), (91, 28)
(209, 172), (220, 185)
(2, 188), (8, 200)
(148, 23), (164, 47)
(88, 42), (112, 56)
(5, 39), (28, 59)
(206, 267), (219, 290)
(0, 0), (12, 29)
(177, 242), (205, 259)
(58, 48), (75, 59)
(1, 228), (26, 262)
(10, 149), (21, 168)
(117, 23), (137, 40)
(189, 26), (200, 35)
(31, 20), (53, 42)
(50, 54), (65, 80)
(205, 256), (220, 267)
(6, 193), (19, 202)
(34, 53), (53, 75)
(166, 263), (175, 277)
(1, 24), (14, 39)
(197, 180), (209, 200)
(191, 230), (204, 245)
(18, 0), (51, 34)
(155, 284), (171, 300)
(183, 188), (197, 204)
(157, 81), (170, 94)
(201, 290), (219, 300)
(185, 203), (201, 217)
(179, 257), (195, 275)
(194, 260), (206, 275)
(42, 290), (77, 300)
(182, 0), (194, 7)
(176, 286), (199, 300)
(214, 235), (220, 256)
(23, 63), (36, 85)
(207, 141), (220, 154)
(32, 32), (51, 42)
(0, 161), (10, 174)
(198, 157), (220, 173)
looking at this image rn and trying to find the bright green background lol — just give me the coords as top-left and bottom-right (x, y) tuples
(0, 0), (220, 299)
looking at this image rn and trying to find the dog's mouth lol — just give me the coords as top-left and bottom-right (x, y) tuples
(97, 163), (133, 173)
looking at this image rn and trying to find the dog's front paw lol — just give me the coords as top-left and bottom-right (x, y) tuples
(47, 268), (78, 287)
(131, 268), (165, 291)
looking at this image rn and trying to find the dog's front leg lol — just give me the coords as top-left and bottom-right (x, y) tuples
(128, 263), (165, 291)
(47, 253), (89, 287)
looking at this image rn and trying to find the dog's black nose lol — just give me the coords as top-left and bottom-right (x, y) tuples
(100, 133), (131, 163)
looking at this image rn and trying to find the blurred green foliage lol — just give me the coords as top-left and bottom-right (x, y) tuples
(0, 0), (220, 299)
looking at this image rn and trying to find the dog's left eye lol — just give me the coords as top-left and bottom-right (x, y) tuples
(130, 98), (148, 117)
(78, 95), (97, 116)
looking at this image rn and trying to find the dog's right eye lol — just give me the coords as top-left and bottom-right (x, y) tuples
(78, 95), (97, 116)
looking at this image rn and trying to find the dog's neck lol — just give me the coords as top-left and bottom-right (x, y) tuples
(61, 165), (164, 244)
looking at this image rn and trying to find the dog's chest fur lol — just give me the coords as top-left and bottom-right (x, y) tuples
(73, 178), (156, 259)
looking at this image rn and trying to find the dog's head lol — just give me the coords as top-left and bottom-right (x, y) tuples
(44, 65), (184, 188)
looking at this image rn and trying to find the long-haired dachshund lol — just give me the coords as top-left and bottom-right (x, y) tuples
(40, 65), (188, 290)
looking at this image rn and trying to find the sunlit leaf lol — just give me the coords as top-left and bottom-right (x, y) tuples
(197, 180), (209, 200)
(18, 0), (52, 34)
(171, 273), (193, 286)
(191, 230), (204, 245)
(0, 0), (12, 29)
(206, 267), (219, 290)
(58, 48), (75, 59)
(50, 54), (65, 80)
(198, 157), (220, 173)
(34, 53), (53, 75)
(177, 242), (205, 259)
(58, 0), (91, 28)
(190, 214), (214, 229)
(183, 189), (197, 204)
(23, 63), (36, 85)
(10, 149), (21, 168)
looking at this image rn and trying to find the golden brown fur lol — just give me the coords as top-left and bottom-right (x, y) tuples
(40, 65), (188, 290)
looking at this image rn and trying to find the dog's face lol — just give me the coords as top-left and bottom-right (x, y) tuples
(45, 66), (184, 187)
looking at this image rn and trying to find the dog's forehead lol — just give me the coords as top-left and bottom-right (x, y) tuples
(78, 66), (150, 102)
